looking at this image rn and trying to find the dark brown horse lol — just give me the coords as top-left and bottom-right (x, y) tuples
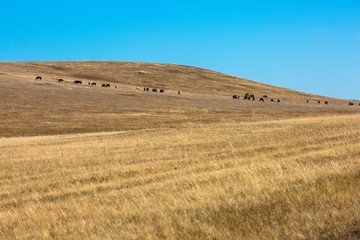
(73, 80), (82, 84)
(36, 76), (42, 80)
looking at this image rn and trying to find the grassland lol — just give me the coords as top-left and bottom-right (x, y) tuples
(0, 61), (359, 239)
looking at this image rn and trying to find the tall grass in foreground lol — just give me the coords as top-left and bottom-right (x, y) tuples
(0, 114), (359, 239)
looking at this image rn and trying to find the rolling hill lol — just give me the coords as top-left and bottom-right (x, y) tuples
(0, 61), (358, 137)
(0, 61), (359, 239)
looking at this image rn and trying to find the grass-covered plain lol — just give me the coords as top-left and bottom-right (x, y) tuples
(1, 115), (359, 239)
(0, 61), (359, 239)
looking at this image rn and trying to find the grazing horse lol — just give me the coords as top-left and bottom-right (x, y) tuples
(160, 89), (165, 93)
(233, 95), (239, 99)
(36, 76), (42, 80)
(318, 100), (321, 104)
(91, 82), (96, 86)
(58, 79), (64, 82)
(249, 94), (255, 101)
(325, 101), (328, 105)
(349, 102), (354, 106)
(263, 95), (268, 99)
(73, 80), (82, 84)
(259, 98), (264, 102)
(270, 99), (275, 102)
(101, 83), (110, 87)
(152, 88), (157, 92)
(244, 93), (250, 98)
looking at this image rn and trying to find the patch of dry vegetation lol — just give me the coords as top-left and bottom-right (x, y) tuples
(0, 62), (358, 137)
(1, 114), (359, 239)
(1, 61), (359, 238)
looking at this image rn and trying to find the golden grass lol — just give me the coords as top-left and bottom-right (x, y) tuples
(1, 61), (358, 137)
(1, 61), (359, 239)
(1, 114), (359, 239)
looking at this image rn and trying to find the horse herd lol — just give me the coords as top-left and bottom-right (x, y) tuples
(232, 92), (359, 106)
(37, 76), (116, 88)
(35, 76), (170, 94)
(143, 87), (166, 93)
(233, 93), (281, 103)
(35, 76), (357, 106)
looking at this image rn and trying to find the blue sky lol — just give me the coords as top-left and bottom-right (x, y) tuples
(1, 1), (359, 99)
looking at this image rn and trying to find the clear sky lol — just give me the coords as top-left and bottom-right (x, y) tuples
(1, 1), (359, 99)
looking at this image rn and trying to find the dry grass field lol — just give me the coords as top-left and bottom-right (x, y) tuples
(0, 61), (359, 239)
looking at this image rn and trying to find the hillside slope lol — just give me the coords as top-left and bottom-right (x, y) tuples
(0, 61), (332, 99)
(0, 61), (358, 137)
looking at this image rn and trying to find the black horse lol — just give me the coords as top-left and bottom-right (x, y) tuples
(73, 80), (82, 84)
